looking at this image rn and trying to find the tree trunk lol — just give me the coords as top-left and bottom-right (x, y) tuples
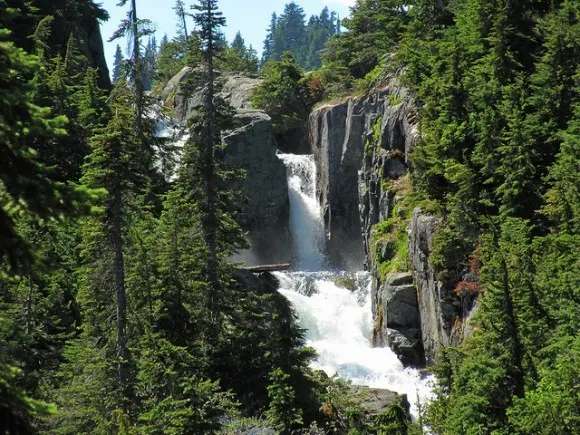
(500, 258), (525, 398)
(112, 183), (130, 403)
(131, 0), (144, 134)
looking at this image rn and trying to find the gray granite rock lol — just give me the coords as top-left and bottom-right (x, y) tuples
(223, 110), (291, 266)
(161, 69), (290, 266)
(308, 77), (417, 271)
(349, 386), (411, 418)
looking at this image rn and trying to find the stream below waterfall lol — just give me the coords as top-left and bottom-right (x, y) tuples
(276, 153), (432, 419)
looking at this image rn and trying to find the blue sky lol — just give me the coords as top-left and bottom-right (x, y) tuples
(98, 0), (355, 72)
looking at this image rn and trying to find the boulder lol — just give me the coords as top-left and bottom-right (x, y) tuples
(161, 68), (262, 117)
(372, 272), (425, 367)
(387, 328), (424, 368)
(219, 74), (262, 110)
(349, 386), (411, 418)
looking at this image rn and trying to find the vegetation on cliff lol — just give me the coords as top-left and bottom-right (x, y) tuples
(316, 0), (579, 433)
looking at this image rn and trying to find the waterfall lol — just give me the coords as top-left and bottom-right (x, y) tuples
(277, 153), (432, 420)
(277, 153), (326, 271)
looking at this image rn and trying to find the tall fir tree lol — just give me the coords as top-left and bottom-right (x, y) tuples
(261, 12), (277, 67)
(112, 44), (125, 83)
(190, 0), (229, 342)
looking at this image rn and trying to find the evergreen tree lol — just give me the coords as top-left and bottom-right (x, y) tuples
(189, 0), (229, 342)
(110, 0), (154, 135)
(265, 368), (303, 434)
(323, 0), (408, 79)
(112, 44), (125, 83)
(156, 34), (187, 87)
(252, 52), (311, 132)
(261, 12), (277, 67)
(220, 31), (258, 73)
(0, 5), (88, 271)
(76, 84), (148, 420)
(142, 36), (157, 91)
(173, 0), (189, 43)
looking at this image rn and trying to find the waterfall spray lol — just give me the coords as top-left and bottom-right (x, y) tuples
(277, 153), (326, 270)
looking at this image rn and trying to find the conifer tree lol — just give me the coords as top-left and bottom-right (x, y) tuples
(110, 0), (153, 134)
(189, 0), (228, 342)
(112, 44), (125, 83)
(0, 6), (88, 271)
(173, 0), (189, 43)
(262, 12), (277, 67)
(55, 84), (149, 427)
(0, 4), (91, 429)
(142, 36), (157, 91)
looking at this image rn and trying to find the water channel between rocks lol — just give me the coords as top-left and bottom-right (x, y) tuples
(276, 153), (432, 420)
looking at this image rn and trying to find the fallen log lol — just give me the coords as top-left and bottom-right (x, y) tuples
(241, 263), (291, 273)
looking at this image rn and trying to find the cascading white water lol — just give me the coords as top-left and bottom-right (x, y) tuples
(277, 153), (326, 271)
(276, 153), (432, 420)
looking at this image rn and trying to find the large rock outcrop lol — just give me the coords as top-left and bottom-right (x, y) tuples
(161, 68), (262, 117)
(308, 78), (417, 270)
(223, 110), (291, 265)
(161, 69), (291, 266)
(372, 273), (424, 367)
(349, 386), (411, 420)
(408, 208), (476, 364)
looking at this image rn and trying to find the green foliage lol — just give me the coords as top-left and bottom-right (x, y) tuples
(0, 9), (90, 272)
(252, 52), (312, 132)
(370, 176), (413, 282)
(218, 31), (259, 74)
(112, 44), (125, 83)
(375, 404), (409, 434)
(322, 0), (408, 84)
(0, 363), (56, 434)
(261, 3), (340, 70)
(265, 368), (303, 433)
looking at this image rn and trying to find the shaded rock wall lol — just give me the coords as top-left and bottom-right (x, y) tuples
(308, 80), (416, 270)
(77, 16), (111, 89)
(224, 111), (291, 265)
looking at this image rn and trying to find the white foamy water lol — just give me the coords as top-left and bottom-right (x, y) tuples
(276, 271), (432, 419)
(276, 153), (433, 420)
(277, 153), (326, 271)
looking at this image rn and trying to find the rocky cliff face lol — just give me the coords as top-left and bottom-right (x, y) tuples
(408, 209), (477, 364)
(309, 76), (475, 366)
(223, 110), (291, 265)
(161, 69), (291, 266)
(308, 79), (416, 270)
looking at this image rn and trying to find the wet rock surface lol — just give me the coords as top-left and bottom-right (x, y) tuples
(372, 272), (424, 367)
